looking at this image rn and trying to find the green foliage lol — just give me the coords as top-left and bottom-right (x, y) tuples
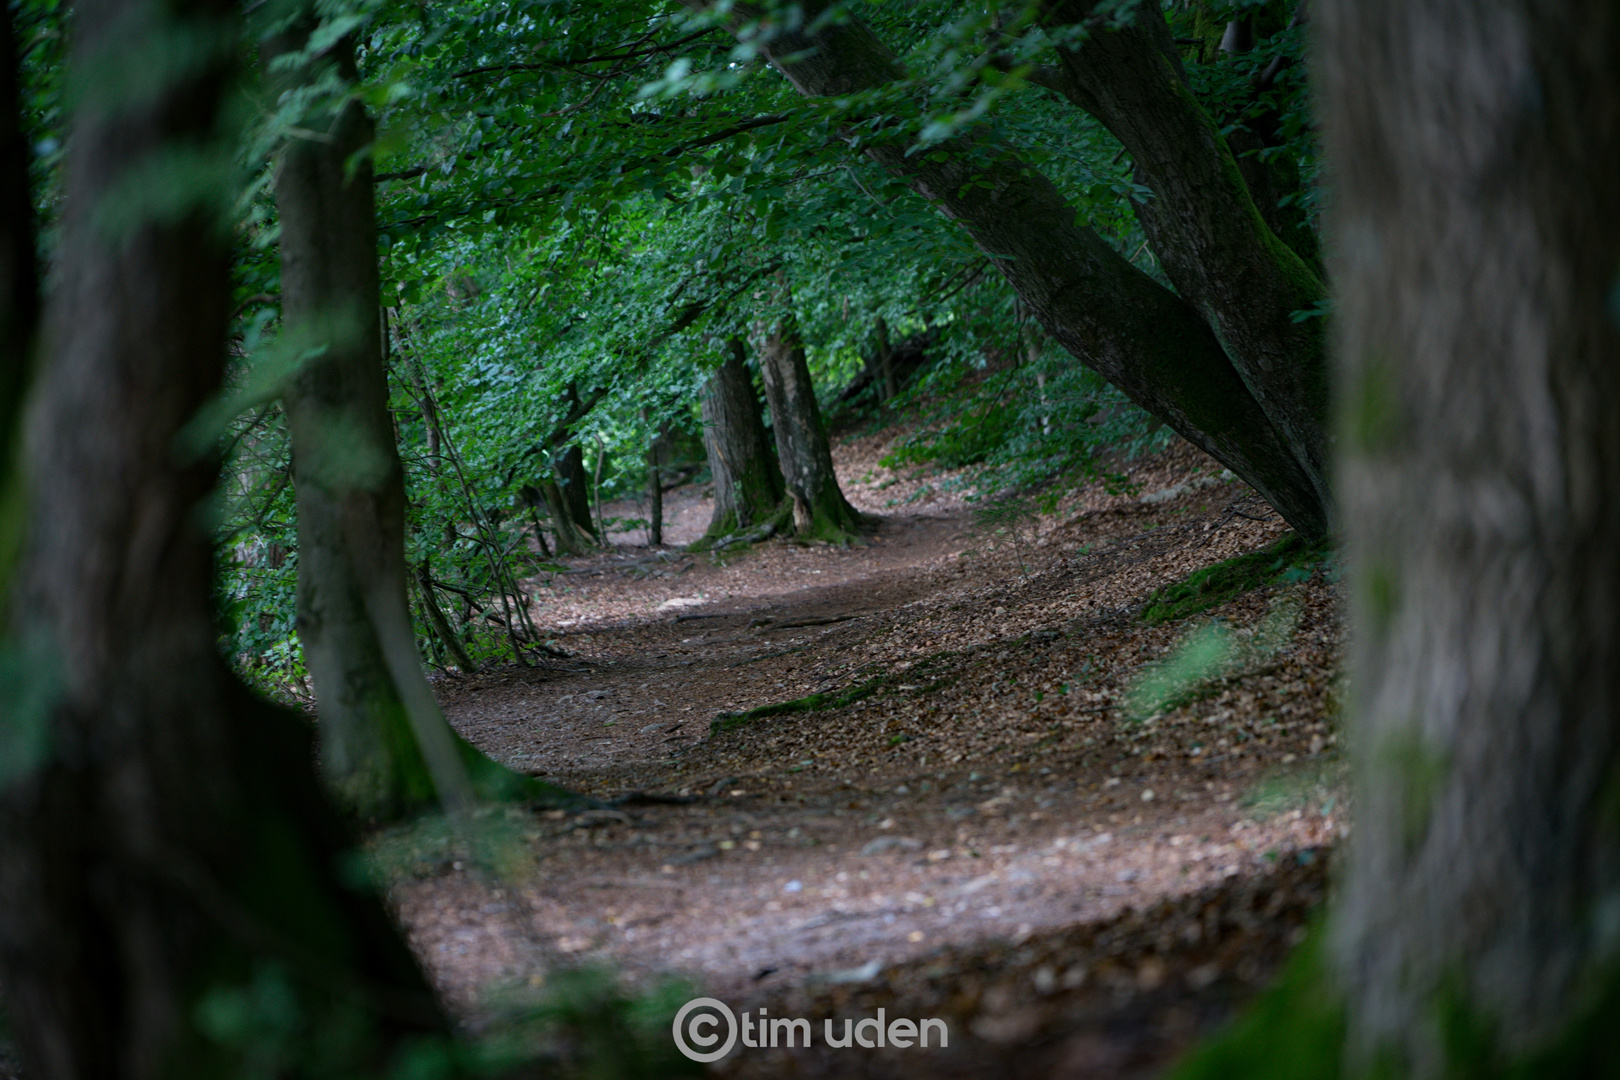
(1241, 757), (1347, 821)
(1126, 587), (1304, 721)
(182, 0), (1318, 719)
(1169, 922), (1345, 1080)
(972, 495), (1040, 581)
(1140, 531), (1331, 625)
(878, 341), (1165, 499)
(480, 966), (703, 1080)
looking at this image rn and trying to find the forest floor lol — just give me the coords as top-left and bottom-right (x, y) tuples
(384, 424), (1348, 1080)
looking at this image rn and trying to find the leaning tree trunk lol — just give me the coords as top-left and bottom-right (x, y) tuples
(697, 337), (786, 544)
(1321, 0), (1620, 1073)
(757, 312), (862, 541)
(267, 25), (570, 821)
(0, 0), (451, 1071)
(1041, 0), (1332, 513)
(690, 0), (1328, 541)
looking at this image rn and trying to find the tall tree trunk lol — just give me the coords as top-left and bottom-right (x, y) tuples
(645, 413), (665, 547)
(0, 0), (450, 1071)
(1040, 0), (1331, 512)
(266, 25), (568, 821)
(757, 309), (862, 541)
(691, 0), (1330, 541)
(1321, 0), (1620, 1072)
(698, 337), (785, 543)
(875, 316), (897, 402)
(555, 442), (598, 543)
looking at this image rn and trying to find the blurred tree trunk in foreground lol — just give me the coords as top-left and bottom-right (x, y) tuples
(1322, 0), (1620, 1072)
(0, 0), (450, 1070)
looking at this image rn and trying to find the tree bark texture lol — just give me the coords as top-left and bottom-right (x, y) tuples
(1320, 0), (1620, 1071)
(706, 1), (1330, 540)
(757, 313), (862, 540)
(0, 0), (449, 1071)
(269, 28), (558, 820)
(267, 30), (446, 821)
(555, 441), (598, 542)
(1042, 0), (1332, 512)
(699, 337), (785, 540)
(538, 476), (591, 555)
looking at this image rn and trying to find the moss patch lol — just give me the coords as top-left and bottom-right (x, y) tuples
(711, 675), (890, 734)
(1169, 922), (1346, 1080)
(1141, 532), (1332, 625)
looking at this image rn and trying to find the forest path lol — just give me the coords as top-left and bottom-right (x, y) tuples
(393, 435), (1345, 1079)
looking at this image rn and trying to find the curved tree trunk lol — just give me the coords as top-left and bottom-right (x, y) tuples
(1321, 0), (1620, 1071)
(267, 27), (571, 821)
(698, 337), (785, 543)
(690, 0), (1329, 541)
(1041, 0), (1332, 513)
(758, 313), (862, 541)
(0, 0), (450, 1070)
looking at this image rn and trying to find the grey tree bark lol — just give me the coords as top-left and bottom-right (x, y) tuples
(693, 0), (1329, 540)
(698, 337), (785, 543)
(1321, 0), (1620, 1072)
(267, 25), (569, 820)
(0, 0), (449, 1070)
(757, 309), (862, 541)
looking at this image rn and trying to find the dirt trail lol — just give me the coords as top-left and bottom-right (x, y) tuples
(390, 434), (1345, 1078)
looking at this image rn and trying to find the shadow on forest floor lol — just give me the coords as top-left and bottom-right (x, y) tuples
(387, 430), (1347, 1079)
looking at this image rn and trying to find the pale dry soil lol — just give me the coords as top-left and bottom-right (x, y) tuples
(389, 431), (1346, 1079)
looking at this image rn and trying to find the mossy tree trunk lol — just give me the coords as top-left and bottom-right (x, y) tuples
(689, 0), (1329, 541)
(267, 23), (567, 822)
(757, 311), (862, 541)
(1321, 0), (1620, 1072)
(1040, 0), (1332, 514)
(698, 337), (785, 542)
(0, 0), (451, 1069)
